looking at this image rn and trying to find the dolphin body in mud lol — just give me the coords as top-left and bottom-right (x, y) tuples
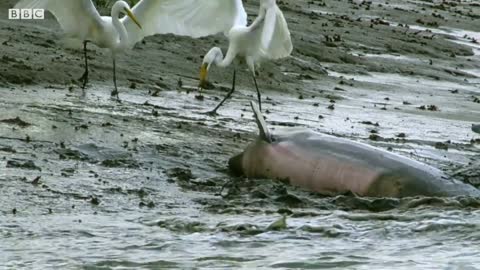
(229, 102), (480, 198)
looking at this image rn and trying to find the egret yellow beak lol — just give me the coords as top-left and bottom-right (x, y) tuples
(124, 8), (142, 29)
(199, 63), (208, 87)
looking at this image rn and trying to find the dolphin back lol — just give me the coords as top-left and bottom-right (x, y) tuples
(273, 130), (480, 197)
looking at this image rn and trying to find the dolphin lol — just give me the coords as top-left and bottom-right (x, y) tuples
(229, 101), (480, 198)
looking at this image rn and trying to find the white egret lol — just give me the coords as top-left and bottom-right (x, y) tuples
(15, 0), (142, 100)
(198, 0), (293, 114)
(14, 0), (246, 100)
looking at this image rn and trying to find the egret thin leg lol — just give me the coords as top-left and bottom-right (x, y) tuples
(80, 41), (89, 90)
(111, 58), (120, 101)
(208, 70), (237, 115)
(252, 73), (262, 111)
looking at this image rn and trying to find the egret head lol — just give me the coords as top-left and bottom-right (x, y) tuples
(198, 47), (223, 89)
(113, 1), (142, 29)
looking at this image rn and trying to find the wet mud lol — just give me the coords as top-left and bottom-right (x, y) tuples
(1, 0), (480, 268)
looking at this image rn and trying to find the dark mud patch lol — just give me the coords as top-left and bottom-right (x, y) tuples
(55, 148), (91, 161)
(6, 159), (41, 171)
(0, 145), (16, 153)
(0, 117), (31, 127)
(152, 218), (209, 234)
(452, 163), (480, 188)
(166, 167), (194, 182)
(165, 167), (218, 189)
(100, 158), (140, 169)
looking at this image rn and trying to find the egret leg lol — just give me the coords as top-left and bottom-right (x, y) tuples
(208, 69), (236, 115)
(79, 41), (89, 90)
(252, 73), (262, 111)
(111, 58), (120, 101)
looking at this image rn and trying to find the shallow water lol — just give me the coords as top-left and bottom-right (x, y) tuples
(2, 0), (480, 268)
(1, 80), (480, 269)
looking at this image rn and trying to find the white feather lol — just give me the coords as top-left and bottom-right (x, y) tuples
(16, 0), (247, 50)
(240, 2), (293, 65)
(258, 4), (293, 59)
(15, 0), (104, 42)
(122, 0), (247, 48)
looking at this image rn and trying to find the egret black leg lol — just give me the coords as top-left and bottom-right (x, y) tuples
(208, 69), (236, 115)
(251, 73), (262, 111)
(79, 41), (89, 90)
(111, 58), (120, 101)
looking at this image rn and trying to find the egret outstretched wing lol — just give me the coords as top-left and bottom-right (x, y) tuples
(15, 0), (103, 40)
(123, 0), (247, 48)
(259, 5), (292, 60)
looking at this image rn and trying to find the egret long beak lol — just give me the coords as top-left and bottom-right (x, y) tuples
(198, 63), (209, 88)
(124, 8), (142, 29)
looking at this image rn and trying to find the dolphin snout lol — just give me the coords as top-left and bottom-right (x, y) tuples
(228, 153), (244, 176)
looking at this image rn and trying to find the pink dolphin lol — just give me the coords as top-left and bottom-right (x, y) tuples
(229, 102), (480, 197)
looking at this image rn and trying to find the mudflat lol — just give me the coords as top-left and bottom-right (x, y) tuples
(1, 0), (479, 268)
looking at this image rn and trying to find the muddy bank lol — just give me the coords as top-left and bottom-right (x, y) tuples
(1, 0), (480, 268)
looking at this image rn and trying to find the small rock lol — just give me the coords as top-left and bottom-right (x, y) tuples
(435, 142), (448, 150)
(90, 197), (100, 205)
(31, 176), (41, 185)
(267, 216), (287, 231)
(6, 160), (41, 171)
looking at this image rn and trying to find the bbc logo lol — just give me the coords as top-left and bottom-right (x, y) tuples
(9, 9), (44, 20)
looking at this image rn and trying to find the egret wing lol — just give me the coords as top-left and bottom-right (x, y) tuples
(123, 0), (247, 48)
(259, 5), (292, 59)
(261, 6), (276, 51)
(15, 0), (103, 40)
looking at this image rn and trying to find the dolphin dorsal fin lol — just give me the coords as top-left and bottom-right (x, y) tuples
(250, 101), (272, 143)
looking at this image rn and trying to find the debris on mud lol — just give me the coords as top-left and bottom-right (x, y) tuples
(31, 176), (41, 185)
(167, 167), (194, 182)
(360, 121), (380, 127)
(275, 194), (304, 207)
(267, 215), (287, 231)
(0, 117), (31, 127)
(434, 142), (449, 150)
(90, 197), (100, 205)
(369, 134), (382, 141)
(6, 159), (41, 171)
(452, 162), (480, 188)
(101, 158), (139, 168)
(0, 145), (16, 153)
(418, 105), (439, 111)
(139, 201), (155, 208)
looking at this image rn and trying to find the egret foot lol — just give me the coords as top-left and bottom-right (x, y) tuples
(111, 89), (121, 103)
(203, 110), (219, 116)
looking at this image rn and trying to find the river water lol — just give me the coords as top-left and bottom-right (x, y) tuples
(1, 80), (479, 269)
(1, 0), (480, 268)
